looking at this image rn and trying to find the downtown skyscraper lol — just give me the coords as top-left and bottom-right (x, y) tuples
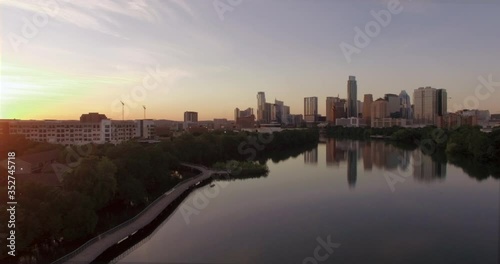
(413, 87), (447, 125)
(304, 97), (318, 123)
(256, 91), (290, 124)
(326, 97), (338, 124)
(257, 91), (267, 123)
(362, 94), (373, 125)
(399, 90), (412, 119)
(347, 76), (358, 118)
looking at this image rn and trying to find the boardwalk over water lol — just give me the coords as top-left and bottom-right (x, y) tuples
(54, 164), (228, 264)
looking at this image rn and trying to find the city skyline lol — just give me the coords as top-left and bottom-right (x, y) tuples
(0, 83), (494, 122)
(1, 1), (500, 121)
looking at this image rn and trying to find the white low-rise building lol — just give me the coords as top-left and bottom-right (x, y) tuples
(1, 118), (155, 145)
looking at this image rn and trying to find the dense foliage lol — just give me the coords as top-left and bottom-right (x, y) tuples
(213, 160), (269, 176)
(154, 129), (319, 165)
(445, 126), (500, 162)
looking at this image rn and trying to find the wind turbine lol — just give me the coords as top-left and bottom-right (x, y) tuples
(120, 101), (124, 121)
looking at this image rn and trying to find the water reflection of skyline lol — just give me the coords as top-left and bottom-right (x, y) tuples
(321, 138), (447, 188)
(412, 151), (446, 183)
(347, 149), (357, 188)
(304, 147), (318, 164)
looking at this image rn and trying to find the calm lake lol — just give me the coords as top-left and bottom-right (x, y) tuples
(117, 139), (499, 264)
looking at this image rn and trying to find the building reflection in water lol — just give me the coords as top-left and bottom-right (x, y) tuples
(413, 151), (446, 182)
(362, 141), (372, 171)
(368, 141), (400, 171)
(398, 150), (411, 172)
(304, 147), (318, 164)
(326, 139), (346, 166)
(326, 139), (358, 188)
(347, 149), (357, 188)
(324, 138), (447, 187)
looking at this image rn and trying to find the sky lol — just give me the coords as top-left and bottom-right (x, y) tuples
(1, 0), (499, 121)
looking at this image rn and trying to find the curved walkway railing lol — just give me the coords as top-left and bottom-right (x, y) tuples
(51, 163), (211, 264)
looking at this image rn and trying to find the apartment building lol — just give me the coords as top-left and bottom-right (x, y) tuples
(1, 115), (155, 145)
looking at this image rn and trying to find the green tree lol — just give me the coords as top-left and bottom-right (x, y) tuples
(63, 156), (117, 209)
(59, 191), (98, 241)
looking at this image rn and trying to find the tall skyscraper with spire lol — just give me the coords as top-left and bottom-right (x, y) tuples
(347, 76), (358, 118)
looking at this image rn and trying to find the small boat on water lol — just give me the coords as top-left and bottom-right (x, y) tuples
(209, 183), (215, 188)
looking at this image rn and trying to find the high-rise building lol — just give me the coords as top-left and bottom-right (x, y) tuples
(399, 90), (412, 119)
(414, 87), (435, 124)
(413, 87), (447, 125)
(437, 89), (447, 117)
(283, 105), (290, 125)
(357, 100), (363, 118)
(362, 94), (373, 125)
(371, 98), (388, 126)
(347, 76), (358, 118)
(384, 94), (400, 118)
(234, 107), (240, 121)
(304, 97), (318, 123)
(235, 107), (254, 121)
(326, 97), (340, 124)
(335, 99), (347, 119)
(257, 92), (266, 122)
(270, 104), (278, 123)
(289, 114), (304, 127)
(274, 99), (284, 123)
(242, 108), (254, 117)
(264, 103), (272, 124)
(184, 111), (198, 122)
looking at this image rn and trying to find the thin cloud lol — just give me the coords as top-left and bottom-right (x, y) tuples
(170, 0), (197, 20)
(0, 0), (197, 37)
